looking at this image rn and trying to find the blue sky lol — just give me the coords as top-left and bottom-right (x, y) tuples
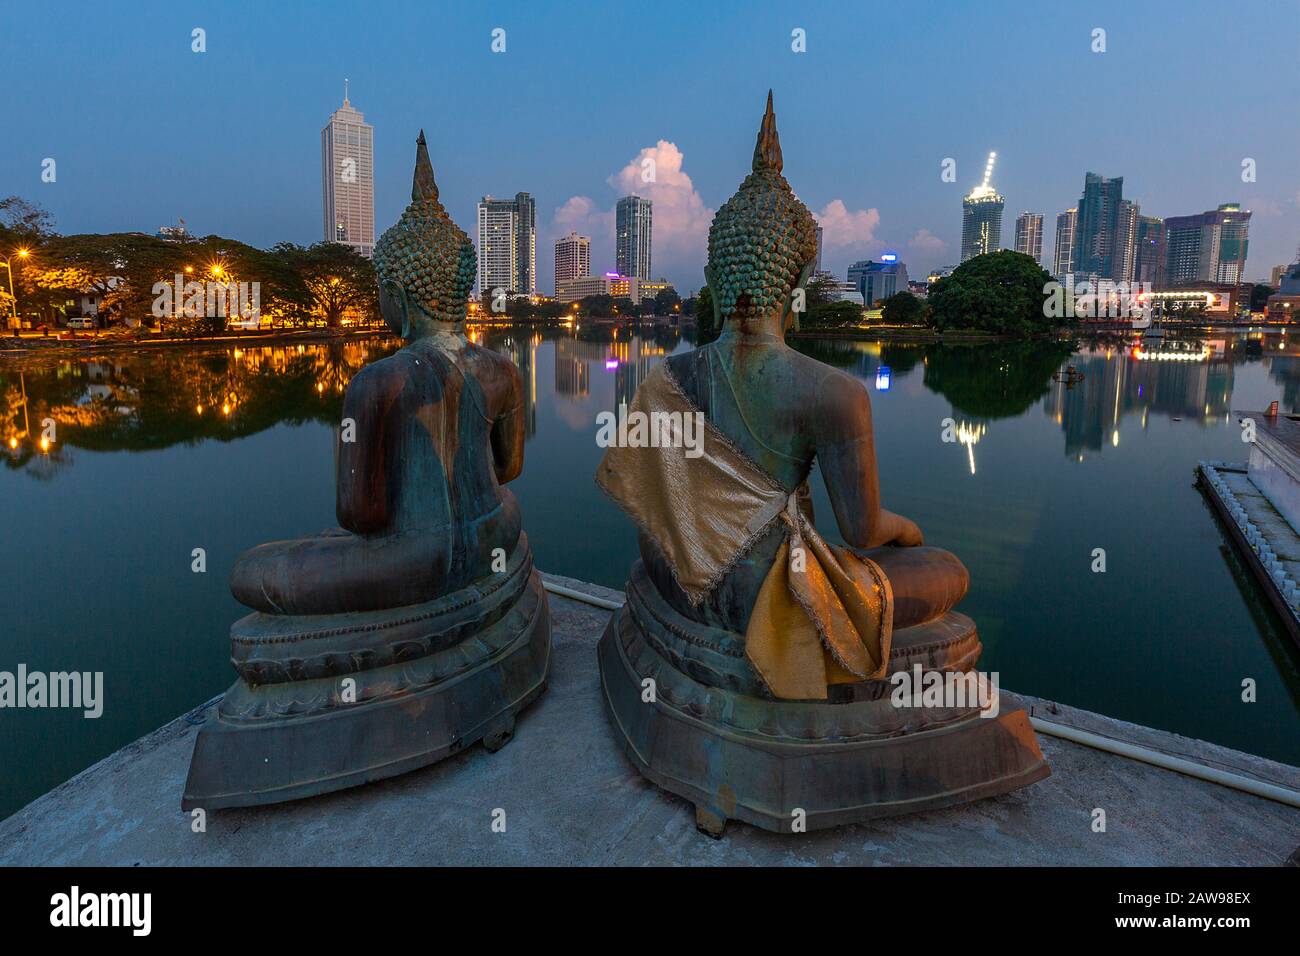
(2, 0), (1297, 293)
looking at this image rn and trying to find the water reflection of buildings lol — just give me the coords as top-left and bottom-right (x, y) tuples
(555, 338), (608, 398)
(490, 332), (541, 438)
(1043, 346), (1234, 458)
(610, 337), (667, 408)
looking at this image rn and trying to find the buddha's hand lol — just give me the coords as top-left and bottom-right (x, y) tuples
(874, 509), (924, 548)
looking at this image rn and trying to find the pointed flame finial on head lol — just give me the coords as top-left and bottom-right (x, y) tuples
(412, 129), (439, 203)
(752, 89), (783, 174)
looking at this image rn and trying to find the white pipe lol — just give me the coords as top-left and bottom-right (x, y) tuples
(1029, 716), (1300, 809)
(541, 579), (624, 611)
(541, 577), (1300, 810)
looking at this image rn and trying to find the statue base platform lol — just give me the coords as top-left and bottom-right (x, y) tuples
(597, 564), (1049, 836)
(183, 538), (550, 811)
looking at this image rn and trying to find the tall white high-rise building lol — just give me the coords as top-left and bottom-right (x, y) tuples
(320, 82), (375, 257)
(554, 232), (591, 290)
(616, 195), (653, 280)
(1014, 212), (1044, 265)
(476, 193), (537, 295)
(1054, 208), (1077, 279)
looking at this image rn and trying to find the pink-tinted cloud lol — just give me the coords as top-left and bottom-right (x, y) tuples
(814, 199), (882, 250)
(908, 228), (947, 255)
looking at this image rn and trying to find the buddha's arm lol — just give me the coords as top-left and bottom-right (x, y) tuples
(336, 363), (402, 534)
(816, 373), (923, 549)
(489, 360), (526, 484)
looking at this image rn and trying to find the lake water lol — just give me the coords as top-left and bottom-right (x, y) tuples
(2, 326), (1299, 819)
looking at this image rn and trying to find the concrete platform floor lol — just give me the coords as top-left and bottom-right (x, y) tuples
(2, 575), (1297, 866)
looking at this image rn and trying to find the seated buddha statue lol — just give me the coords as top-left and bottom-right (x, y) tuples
(595, 93), (1047, 837)
(183, 132), (551, 811)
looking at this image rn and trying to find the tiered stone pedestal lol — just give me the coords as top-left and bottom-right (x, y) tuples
(597, 561), (1048, 836)
(183, 535), (550, 810)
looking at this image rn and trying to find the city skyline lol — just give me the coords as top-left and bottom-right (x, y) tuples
(3, 0), (1297, 293)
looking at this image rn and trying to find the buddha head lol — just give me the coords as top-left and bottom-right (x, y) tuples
(373, 131), (477, 339)
(705, 92), (819, 334)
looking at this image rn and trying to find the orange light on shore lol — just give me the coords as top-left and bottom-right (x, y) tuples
(39, 436), (50, 452)
(17, 249), (29, 258)
(7, 437), (16, 449)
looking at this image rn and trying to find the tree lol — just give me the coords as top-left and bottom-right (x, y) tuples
(802, 300), (864, 330)
(0, 196), (55, 246)
(575, 294), (613, 317)
(805, 272), (839, 308)
(272, 242), (375, 328)
(881, 291), (928, 326)
(653, 286), (680, 315)
(1249, 283), (1275, 313)
(927, 250), (1055, 336)
(694, 286), (719, 344)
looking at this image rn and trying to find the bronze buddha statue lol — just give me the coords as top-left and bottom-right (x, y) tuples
(596, 93), (1048, 836)
(183, 132), (551, 810)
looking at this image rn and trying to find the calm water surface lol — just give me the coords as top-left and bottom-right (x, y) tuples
(2, 327), (1299, 818)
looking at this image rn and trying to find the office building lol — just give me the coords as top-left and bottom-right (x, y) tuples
(1164, 203), (1252, 286)
(1054, 209), (1077, 279)
(477, 192), (537, 294)
(554, 232), (591, 289)
(848, 256), (910, 307)
(1014, 212), (1044, 264)
(320, 85), (375, 257)
(1072, 173), (1124, 281)
(616, 196), (653, 280)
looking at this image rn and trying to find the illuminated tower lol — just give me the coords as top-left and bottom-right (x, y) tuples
(960, 152), (1004, 262)
(320, 80), (375, 257)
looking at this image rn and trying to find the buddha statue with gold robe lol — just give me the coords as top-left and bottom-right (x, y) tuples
(183, 132), (551, 810)
(595, 94), (1047, 836)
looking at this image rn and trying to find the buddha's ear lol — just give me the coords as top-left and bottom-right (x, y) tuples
(786, 260), (816, 332)
(703, 265), (721, 331)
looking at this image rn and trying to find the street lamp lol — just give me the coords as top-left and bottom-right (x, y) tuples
(1, 248), (30, 331)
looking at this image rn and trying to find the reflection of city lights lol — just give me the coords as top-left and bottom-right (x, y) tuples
(222, 403), (230, 415)
(7, 437), (16, 449)
(955, 421), (986, 476)
(195, 405), (203, 414)
(876, 366), (891, 391)
(605, 359), (619, 370)
(1111, 430), (1119, 447)
(39, 436), (49, 452)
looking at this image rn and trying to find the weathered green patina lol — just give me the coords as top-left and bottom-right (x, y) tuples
(182, 132), (550, 810)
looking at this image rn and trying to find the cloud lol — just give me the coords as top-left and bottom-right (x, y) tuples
(553, 195), (613, 239)
(607, 140), (713, 276)
(813, 200), (881, 249)
(544, 141), (714, 290)
(908, 228), (947, 255)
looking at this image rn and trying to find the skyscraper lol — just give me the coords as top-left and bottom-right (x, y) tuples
(1014, 213), (1044, 264)
(476, 193), (538, 295)
(513, 192), (537, 295)
(320, 83), (374, 257)
(960, 152), (1003, 262)
(616, 196), (653, 280)
(554, 231), (591, 290)
(1164, 203), (1252, 286)
(1071, 172), (1124, 280)
(1132, 215), (1166, 287)
(1054, 209), (1077, 279)
(1114, 200), (1139, 283)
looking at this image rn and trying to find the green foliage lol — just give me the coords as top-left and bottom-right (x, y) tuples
(927, 250), (1055, 336)
(881, 291), (928, 326)
(804, 272), (839, 309)
(801, 299), (863, 330)
(694, 286), (719, 344)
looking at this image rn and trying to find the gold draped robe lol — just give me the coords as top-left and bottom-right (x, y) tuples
(595, 364), (892, 700)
